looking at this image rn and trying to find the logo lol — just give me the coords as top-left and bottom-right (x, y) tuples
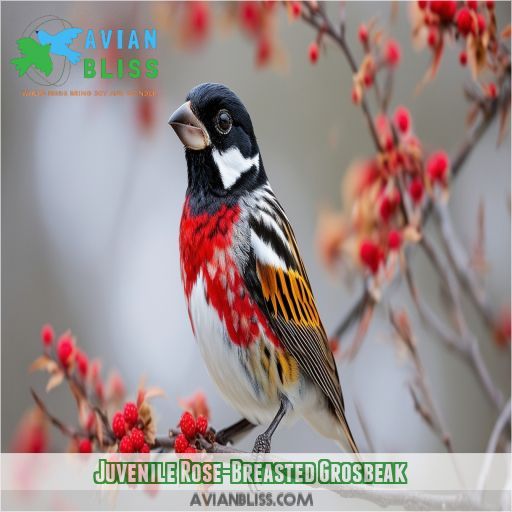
(11, 15), (159, 87)
(10, 15), (82, 86)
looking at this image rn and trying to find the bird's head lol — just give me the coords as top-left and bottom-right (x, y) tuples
(35, 30), (51, 45)
(169, 83), (265, 196)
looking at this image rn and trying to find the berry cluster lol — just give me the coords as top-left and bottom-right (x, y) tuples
(318, 103), (453, 278)
(173, 411), (209, 454)
(352, 23), (402, 106)
(413, 0), (500, 96)
(112, 402), (150, 453)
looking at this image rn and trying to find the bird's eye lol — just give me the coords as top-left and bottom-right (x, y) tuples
(215, 110), (232, 135)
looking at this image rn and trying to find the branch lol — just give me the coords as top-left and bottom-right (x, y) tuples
(435, 200), (495, 330)
(420, 235), (504, 410)
(300, 2), (382, 151)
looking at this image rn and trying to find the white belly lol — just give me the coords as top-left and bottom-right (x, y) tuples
(187, 273), (348, 447)
(188, 273), (280, 424)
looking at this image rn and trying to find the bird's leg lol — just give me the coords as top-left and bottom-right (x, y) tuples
(252, 397), (290, 453)
(215, 418), (255, 445)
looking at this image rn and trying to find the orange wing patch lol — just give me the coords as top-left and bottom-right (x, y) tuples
(256, 262), (320, 328)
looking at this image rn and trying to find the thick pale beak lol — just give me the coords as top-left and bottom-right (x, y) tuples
(168, 101), (209, 150)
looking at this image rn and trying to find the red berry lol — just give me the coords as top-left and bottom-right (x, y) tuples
(57, 334), (74, 367)
(123, 402), (139, 427)
(184, 446), (197, 453)
(359, 240), (382, 274)
(130, 428), (145, 451)
(467, 0), (478, 10)
(140, 443), (150, 453)
(427, 27), (438, 48)
(363, 73), (373, 88)
(418, 0), (428, 10)
(240, 1), (261, 34)
(426, 150), (449, 183)
(78, 438), (92, 453)
(41, 324), (54, 346)
(180, 411), (197, 440)
(385, 39), (401, 67)
(119, 435), (134, 453)
(488, 82), (497, 98)
(459, 50), (468, 65)
(393, 106), (411, 134)
(358, 24), (368, 44)
(477, 12), (486, 33)
(75, 350), (88, 378)
(379, 196), (397, 223)
(291, 1), (301, 19)
(388, 230), (403, 250)
(308, 41), (319, 64)
(351, 86), (362, 105)
(431, 0), (457, 21)
(112, 412), (126, 439)
(174, 433), (189, 453)
(486, 1), (494, 10)
(256, 37), (271, 67)
(456, 8), (474, 36)
(196, 415), (208, 436)
(409, 178), (425, 204)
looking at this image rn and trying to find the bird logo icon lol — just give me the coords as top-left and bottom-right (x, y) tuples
(10, 18), (82, 81)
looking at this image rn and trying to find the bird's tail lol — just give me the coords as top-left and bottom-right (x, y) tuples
(10, 56), (32, 77)
(337, 410), (360, 454)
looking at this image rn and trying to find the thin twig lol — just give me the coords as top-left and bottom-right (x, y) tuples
(435, 201), (495, 330)
(420, 235), (504, 410)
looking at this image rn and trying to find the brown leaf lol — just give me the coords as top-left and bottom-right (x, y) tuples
(498, 97), (511, 147)
(501, 24), (511, 40)
(144, 386), (166, 401)
(139, 401), (156, 445)
(403, 225), (422, 243)
(95, 411), (105, 448)
(46, 371), (64, 392)
(29, 355), (58, 374)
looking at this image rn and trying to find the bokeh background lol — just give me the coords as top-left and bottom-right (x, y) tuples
(2, 1), (510, 452)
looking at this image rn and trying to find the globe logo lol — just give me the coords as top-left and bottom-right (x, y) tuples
(10, 15), (82, 87)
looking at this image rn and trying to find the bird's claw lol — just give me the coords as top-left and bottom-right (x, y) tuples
(252, 433), (271, 453)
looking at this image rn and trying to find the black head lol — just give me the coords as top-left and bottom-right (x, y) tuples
(169, 83), (266, 203)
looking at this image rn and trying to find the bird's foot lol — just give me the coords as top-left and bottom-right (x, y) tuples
(252, 433), (271, 453)
(215, 429), (231, 446)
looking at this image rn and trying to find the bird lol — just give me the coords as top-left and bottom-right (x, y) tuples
(36, 28), (83, 64)
(10, 38), (53, 77)
(169, 83), (358, 453)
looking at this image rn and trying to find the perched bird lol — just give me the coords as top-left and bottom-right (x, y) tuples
(169, 83), (358, 453)
(10, 38), (53, 77)
(36, 28), (83, 64)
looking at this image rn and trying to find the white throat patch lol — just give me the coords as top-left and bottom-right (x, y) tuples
(212, 147), (260, 189)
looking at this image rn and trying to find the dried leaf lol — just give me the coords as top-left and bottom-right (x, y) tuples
(466, 104), (480, 128)
(95, 411), (104, 448)
(46, 371), (64, 392)
(139, 401), (156, 445)
(498, 97), (511, 147)
(29, 355), (58, 374)
(403, 225), (422, 243)
(415, 37), (444, 94)
(501, 24), (511, 40)
(343, 302), (375, 361)
(144, 386), (166, 401)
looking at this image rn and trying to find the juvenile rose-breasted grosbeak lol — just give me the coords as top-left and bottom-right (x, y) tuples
(169, 83), (358, 453)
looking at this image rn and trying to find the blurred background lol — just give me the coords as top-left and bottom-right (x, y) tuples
(2, 1), (510, 452)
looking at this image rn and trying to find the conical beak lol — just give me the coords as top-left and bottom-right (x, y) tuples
(168, 101), (209, 150)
